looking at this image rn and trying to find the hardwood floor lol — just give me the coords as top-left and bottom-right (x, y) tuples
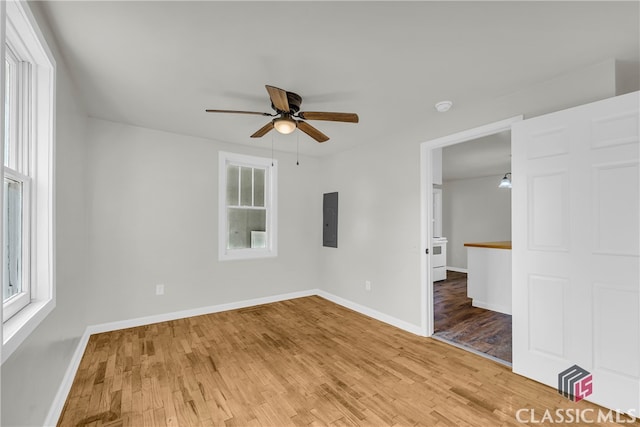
(58, 296), (628, 426)
(434, 271), (512, 363)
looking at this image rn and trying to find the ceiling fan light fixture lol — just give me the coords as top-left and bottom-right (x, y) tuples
(206, 85), (358, 142)
(273, 116), (297, 134)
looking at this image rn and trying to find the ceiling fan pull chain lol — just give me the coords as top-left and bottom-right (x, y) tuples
(296, 133), (300, 166)
(271, 133), (274, 167)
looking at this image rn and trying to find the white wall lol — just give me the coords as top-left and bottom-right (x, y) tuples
(1, 6), (319, 424)
(85, 118), (322, 325)
(1, 4), (90, 426)
(443, 176), (512, 270)
(318, 59), (620, 329)
(319, 137), (423, 326)
(3, 110), (322, 425)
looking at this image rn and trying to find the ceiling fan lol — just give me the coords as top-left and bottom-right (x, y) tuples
(206, 85), (359, 143)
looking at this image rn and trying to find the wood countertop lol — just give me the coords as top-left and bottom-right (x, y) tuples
(464, 241), (512, 250)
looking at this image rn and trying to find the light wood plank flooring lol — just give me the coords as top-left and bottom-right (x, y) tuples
(58, 296), (629, 426)
(433, 271), (512, 363)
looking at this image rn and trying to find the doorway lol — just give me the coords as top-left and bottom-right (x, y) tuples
(419, 116), (523, 363)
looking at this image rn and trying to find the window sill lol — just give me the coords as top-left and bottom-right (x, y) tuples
(2, 298), (55, 364)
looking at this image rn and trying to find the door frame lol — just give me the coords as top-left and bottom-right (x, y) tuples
(419, 115), (523, 336)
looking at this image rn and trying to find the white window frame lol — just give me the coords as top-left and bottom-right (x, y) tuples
(3, 168), (31, 320)
(218, 151), (277, 261)
(1, 0), (56, 364)
(3, 39), (32, 321)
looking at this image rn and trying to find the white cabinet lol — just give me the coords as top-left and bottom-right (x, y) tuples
(464, 242), (512, 315)
(432, 237), (447, 281)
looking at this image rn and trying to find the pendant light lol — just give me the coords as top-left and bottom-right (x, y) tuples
(498, 173), (512, 189)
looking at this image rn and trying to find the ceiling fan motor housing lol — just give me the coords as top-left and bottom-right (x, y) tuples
(271, 91), (302, 114)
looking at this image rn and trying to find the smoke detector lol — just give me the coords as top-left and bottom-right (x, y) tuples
(435, 100), (453, 113)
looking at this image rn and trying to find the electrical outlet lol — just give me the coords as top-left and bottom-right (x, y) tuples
(365, 280), (372, 291)
(156, 284), (165, 296)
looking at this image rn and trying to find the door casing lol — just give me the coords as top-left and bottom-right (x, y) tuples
(419, 115), (523, 336)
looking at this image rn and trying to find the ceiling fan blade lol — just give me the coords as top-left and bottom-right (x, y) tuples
(298, 111), (359, 123)
(297, 121), (329, 143)
(250, 121), (274, 138)
(205, 109), (272, 116)
(265, 85), (290, 112)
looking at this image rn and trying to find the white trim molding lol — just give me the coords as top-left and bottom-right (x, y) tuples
(446, 266), (468, 274)
(471, 300), (511, 316)
(218, 151), (278, 261)
(316, 290), (425, 336)
(419, 115), (523, 337)
(45, 289), (317, 426)
(44, 328), (92, 426)
(86, 290), (315, 336)
(44, 289), (423, 426)
(2, 0), (57, 364)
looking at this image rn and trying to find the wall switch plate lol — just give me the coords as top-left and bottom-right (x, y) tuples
(365, 280), (371, 291)
(156, 284), (165, 295)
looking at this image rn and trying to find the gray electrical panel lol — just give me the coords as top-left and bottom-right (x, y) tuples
(323, 192), (338, 248)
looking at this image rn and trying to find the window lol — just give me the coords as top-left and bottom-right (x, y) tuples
(219, 152), (277, 260)
(2, 0), (55, 362)
(3, 43), (31, 321)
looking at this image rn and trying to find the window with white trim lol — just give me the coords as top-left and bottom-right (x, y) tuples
(218, 152), (277, 260)
(3, 43), (31, 320)
(2, 0), (55, 362)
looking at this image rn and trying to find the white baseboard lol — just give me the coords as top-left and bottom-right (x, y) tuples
(471, 299), (512, 316)
(316, 290), (425, 336)
(44, 289), (316, 426)
(45, 288), (423, 426)
(86, 289), (317, 335)
(446, 266), (468, 273)
(44, 330), (91, 427)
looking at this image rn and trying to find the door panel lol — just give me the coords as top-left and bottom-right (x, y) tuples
(529, 171), (569, 250)
(593, 161), (639, 255)
(528, 275), (566, 358)
(512, 91), (639, 413)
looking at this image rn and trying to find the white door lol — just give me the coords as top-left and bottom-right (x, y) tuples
(512, 91), (639, 413)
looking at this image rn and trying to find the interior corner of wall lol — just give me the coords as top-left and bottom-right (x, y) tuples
(615, 59), (640, 95)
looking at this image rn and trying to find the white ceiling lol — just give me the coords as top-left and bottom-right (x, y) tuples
(442, 130), (511, 181)
(37, 1), (639, 157)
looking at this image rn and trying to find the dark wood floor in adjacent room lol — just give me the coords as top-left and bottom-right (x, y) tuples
(58, 295), (624, 427)
(433, 270), (512, 363)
